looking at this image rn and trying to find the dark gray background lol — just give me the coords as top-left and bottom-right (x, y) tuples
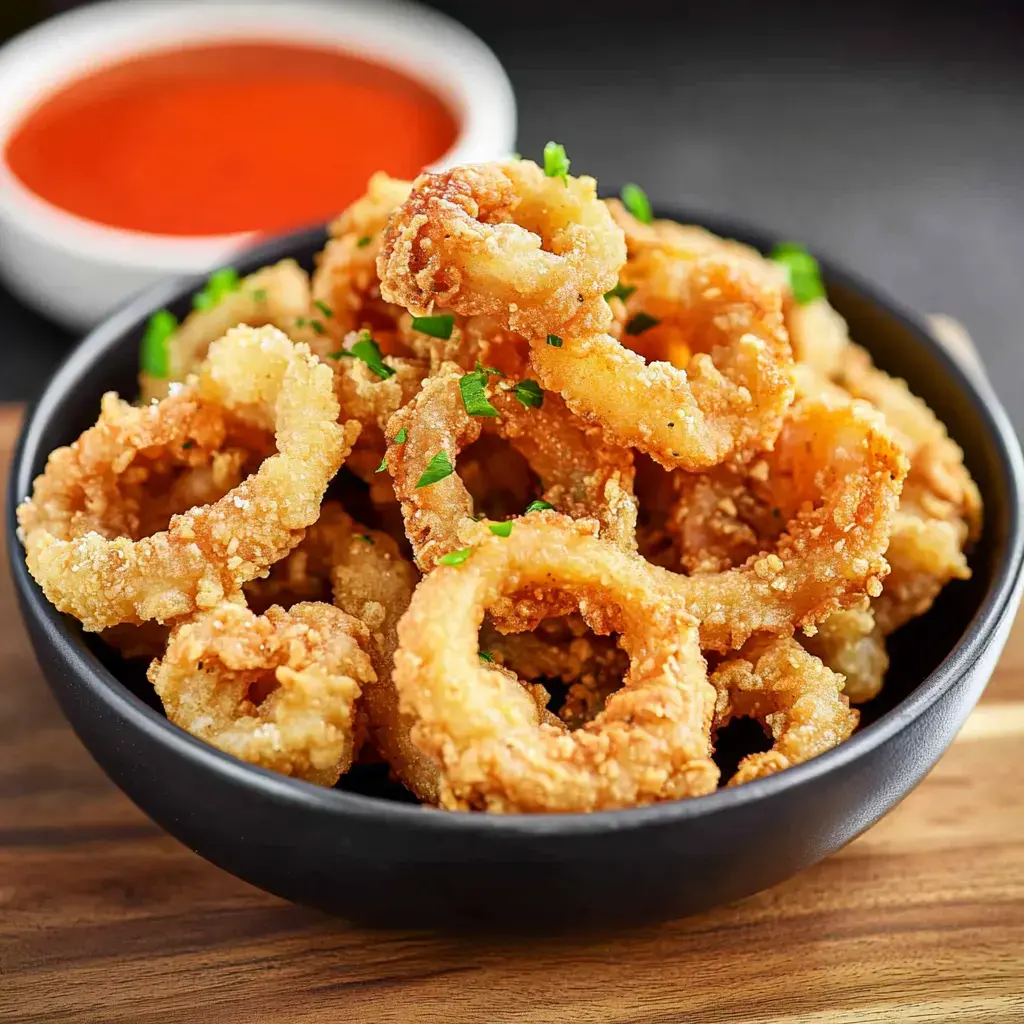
(3, 0), (1022, 432)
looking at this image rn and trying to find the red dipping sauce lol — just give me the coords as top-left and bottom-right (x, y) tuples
(4, 42), (459, 237)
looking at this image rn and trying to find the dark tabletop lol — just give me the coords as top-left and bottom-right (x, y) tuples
(4, 1), (1023, 434)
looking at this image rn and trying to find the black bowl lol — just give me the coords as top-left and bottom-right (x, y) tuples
(8, 216), (1024, 929)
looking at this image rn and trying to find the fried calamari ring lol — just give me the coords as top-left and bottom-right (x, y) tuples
(140, 259), (312, 403)
(711, 638), (858, 786)
(385, 363), (637, 571)
(529, 243), (795, 470)
(150, 600), (374, 786)
(311, 172), (413, 342)
(801, 601), (888, 704)
(18, 326), (359, 632)
(677, 396), (908, 651)
(393, 513), (718, 813)
(378, 160), (625, 338)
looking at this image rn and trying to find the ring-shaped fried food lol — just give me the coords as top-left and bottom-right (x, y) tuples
(711, 638), (858, 786)
(393, 513), (718, 813)
(529, 245), (795, 470)
(312, 172), (413, 342)
(141, 259), (312, 403)
(385, 363), (637, 571)
(677, 396), (908, 651)
(377, 160), (625, 339)
(18, 326), (359, 632)
(149, 599), (374, 786)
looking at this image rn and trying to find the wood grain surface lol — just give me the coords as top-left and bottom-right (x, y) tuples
(1, 403), (1022, 1023)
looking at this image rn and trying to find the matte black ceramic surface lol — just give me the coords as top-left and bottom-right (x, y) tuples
(8, 217), (1024, 928)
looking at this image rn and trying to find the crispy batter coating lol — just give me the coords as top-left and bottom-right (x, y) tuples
(150, 599), (373, 786)
(19, 326), (358, 631)
(385, 363), (637, 571)
(378, 160), (624, 339)
(712, 638), (858, 785)
(141, 259), (312, 403)
(393, 513), (718, 812)
(801, 601), (888, 704)
(529, 233), (795, 470)
(312, 173), (413, 343)
(679, 396), (908, 650)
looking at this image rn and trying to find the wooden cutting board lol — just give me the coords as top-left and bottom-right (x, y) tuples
(2, 403), (1022, 1023)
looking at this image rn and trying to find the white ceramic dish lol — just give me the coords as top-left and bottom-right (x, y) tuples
(0, 0), (516, 332)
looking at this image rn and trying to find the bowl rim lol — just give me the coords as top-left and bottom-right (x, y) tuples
(0, 0), (516, 270)
(8, 213), (1024, 836)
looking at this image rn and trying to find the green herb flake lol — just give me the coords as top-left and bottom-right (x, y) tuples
(182, 440), (195, 450)
(488, 521), (513, 537)
(543, 141), (571, 182)
(375, 456), (388, 473)
(459, 368), (500, 418)
(620, 183), (653, 225)
(140, 309), (177, 377)
(514, 379), (544, 409)
(410, 313), (455, 340)
(769, 242), (826, 304)
(604, 281), (636, 302)
(357, 534), (375, 545)
(415, 450), (455, 488)
(193, 267), (241, 311)
(310, 319), (326, 336)
(338, 330), (395, 379)
(314, 300), (334, 318)
(295, 317), (307, 327)
(546, 334), (563, 348)
(251, 288), (268, 302)
(625, 312), (660, 336)
(478, 650), (495, 663)
(438, 547), (472, 566)
(394, 427), (408, 444)
(525, 499), (554, 514)
(356, 235), (372, 248)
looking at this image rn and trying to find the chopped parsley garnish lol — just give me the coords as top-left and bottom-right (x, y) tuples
(488, 521), (513, 537)
(295, 317), (307, 327)
(769, 242), (826, 304)
(140, 309), (176, 377)
(410, 313), (454, 340)
(514, 379), (544, 409)
(314, 300), (333, 318)
(375, 456), (388, 473)
(625, 312), (660, 336)
(393, 427), (408, 444)
(459, 366), (501, 418)
(251, 288), (268, 302)
(193, 267), (241, 311)
(620, 183), (653, 225)
(358, 533), (375, 545)
(182, 440), (195, 450)
(310, 319), (326, 336)
(478, 651), (495, 663)
(543, 141), (570, 182)
(415, 450), (454, 488)
(546, 334), (563, 348)
(356, 235), (372, 248)
(525, 499), (554, 513)
(438, 547), (472, 566)
(331, 330), (394, 379)
(604, 281), (636, 302)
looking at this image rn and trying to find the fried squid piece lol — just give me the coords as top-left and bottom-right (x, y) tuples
(712, 637), (858, 786)
(393, 514), (718, 813)
(18, 326), (358, 631)
(150, 600), (374, 786)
